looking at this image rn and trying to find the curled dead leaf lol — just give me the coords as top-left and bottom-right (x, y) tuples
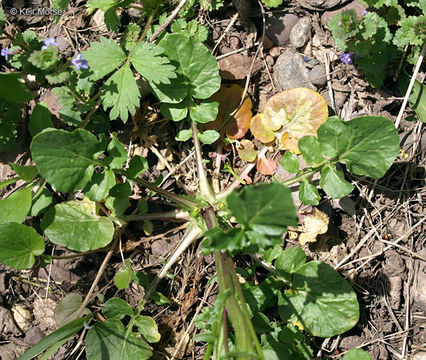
(298, 209), (329, 246)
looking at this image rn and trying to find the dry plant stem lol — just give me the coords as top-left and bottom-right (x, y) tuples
(75, 232), (120, 318)
(148, 0), (188, 42)
(142, 223), (203, 302)
(212, 13), (239, 53)
(120, 209), (190, 222)
(395, 42), (426, 129)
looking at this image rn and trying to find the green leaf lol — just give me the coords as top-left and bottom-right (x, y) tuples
(320, 165), (354, 199)
(275, 247), (306, 280)
(0, 72), (32, 103)
(160, 102), (188, 121)
(130, 42), (176, 85)
(198, 129), (219, 144)
(29, 102), (53, 136)
(30, 188), (53, 217)
(18, 315), (91, 360)
(318, 116), (399, 178)
(261, 0), (284, 8)
(0, 223), (44, 270)
(114, 259), (132, 289)
(228, 182), (298, 235)
(28, 47), (60, 70)
(84, 170), (116, 202)
(85, 319), (152, 360)
(171, 19), (209, 42)
(343, 348), (371, 360)
(106, 137), (128, 169)
(394, 16), (426, 48)
(299, 180), (320, 205)
(9, 163), (38, 182)
(399, 69), (426, 123)
(102, 63), (140, 122)
(126, 156), (148, 179)
(102, 298), (133, 320)
(31, 128), (102, 193)
(281, 261), (359, 337)
(0, 187), (32, 224)
(189, 101), (219, 124)
(54, 293), (90, 327)
(280, 152), (299, 173)
(83, 37), (126, 80)
(42, 200), (115, 252)
(133, 315), (161, 343)
(175, 129), (192, 141)
(105, 181), (132, 216)
(202, 227), (246, 254)
(298, 136), (323, 165)
(0, 8), (6, 25)
(151, 33), (220, 103)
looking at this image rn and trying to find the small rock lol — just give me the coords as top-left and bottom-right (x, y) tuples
(229, 36), (240, 50)
(414, 352), (426, 360)
(218, 54), (262, 80)
(56, 36), (70, 53)
(265, 13), (299, 46)
(0, 306), (21, 335)
(273, 48), (315, 91)
(269, 46), (281, 58)
(219, 45), (232, 55)
(151, 239), (171, 257)
(11, 304), (32, 332)
(24, 327), (45, 346)
(33, 298), (57, 332)
(265, 55), (275, 67)
(290, 17), (311, 48)
(309, 64), (327, 87)
(321, 0), (367, 28)
(297, 0), (351, 10)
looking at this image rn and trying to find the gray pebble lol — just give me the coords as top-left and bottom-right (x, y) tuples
(290, 17), (311, 48)
(309, 64), (327, 87)
(265, 13), (299, 46)
(273, 48), (316, 91)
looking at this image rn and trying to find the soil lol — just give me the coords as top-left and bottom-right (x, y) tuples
(0, 0), (425, 359)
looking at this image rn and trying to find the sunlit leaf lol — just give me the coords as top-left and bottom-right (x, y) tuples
(250, 113), (275, 143)
(237, 139), (258, 162)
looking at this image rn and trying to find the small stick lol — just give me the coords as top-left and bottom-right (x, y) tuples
(212, 13), (239, 53)
(395, 43), (426, 129)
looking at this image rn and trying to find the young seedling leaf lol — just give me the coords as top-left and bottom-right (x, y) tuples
(126, 155), (148, 179)
(0, 222), (44, 270)
(130, 42), (176, 85)
(318, 116), (400, 178)
(114, 258), (132, 289)
(281, 261), (359, 337)
(343, 348), (371, 360)
(101, 63), (140, 122)
(0, 72), (32, 103)
(280, 151), (299, 173)
(298, 136), (323, 165)
(31, 128), (103, 193)
(299, 180), (320, 205)
(320, 165), (354, 199)
(105, 181), (132, 216)
(42, 199), (115, 252)
(175, 129), (192, 142)
(29, 102), (53, 136)
(133, 315), (161, 343)
(204, 83), (253, 139)
(9, 163), (38, 182)
(198, 130), (220, 144)
(106, 136), (128, 169)
(151, 33), (220, 102)
(160, 101), (188, 121)
(102, 298), (133, 320)
(189, 100), (219, 124)
(0, 187), (32, 224)
(30, 188), (53, 217)
(84, 170), (116, 202)
(85, 319), (152, 360)
(275, 247), (306, 280)
(83, 37), (127, 80)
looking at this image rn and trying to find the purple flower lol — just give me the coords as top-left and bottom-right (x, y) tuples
(1, 47), (13, 60)
(338, 20), (342, 26)
(42, 37), (59, 50)
(71, 54), (89, 71)
(340, 52), (354, 64)
(362, 9), (368, 16)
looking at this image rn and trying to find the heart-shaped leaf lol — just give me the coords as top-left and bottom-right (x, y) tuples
(42, 199), (115, 252)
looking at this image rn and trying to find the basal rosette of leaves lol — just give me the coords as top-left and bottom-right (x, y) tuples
(250, 88), (329, 154)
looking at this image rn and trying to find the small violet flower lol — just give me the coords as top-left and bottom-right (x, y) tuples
(340, 52), (354, 64)
(338, 20), (342, 27)
(362, 9), (369, 16)
(1, 47), (13, 60)
(42, 37), (59, 50)
(71, 54), (89, 71)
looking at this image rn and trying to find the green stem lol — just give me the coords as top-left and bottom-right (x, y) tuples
(134, 177), (198, 210)
(118, 209), (190, 222)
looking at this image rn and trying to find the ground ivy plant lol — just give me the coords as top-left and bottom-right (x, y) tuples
(0, 4), (401, 359)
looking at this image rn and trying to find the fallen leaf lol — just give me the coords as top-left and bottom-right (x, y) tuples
(237, 139), (258, 162)
(298, 208), (329, 246)
(250, 113), (275, 143)
(257, 154), (277, 175)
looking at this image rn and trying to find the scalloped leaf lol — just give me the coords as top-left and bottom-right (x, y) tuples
(250, 113), (275, 143)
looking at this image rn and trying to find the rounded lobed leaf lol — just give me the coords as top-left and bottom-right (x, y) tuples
(237, 139), (258, 162)
(250, 113), (276, 143)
